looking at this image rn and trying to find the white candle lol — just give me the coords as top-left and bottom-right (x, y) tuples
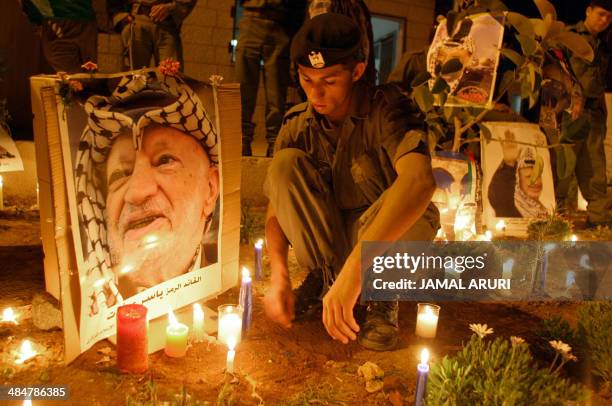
(2, 307), (17, 324)
(217, 305), (242, 346)
(415, 304), (440, 339)
(495, 219), (506, 233)
(192, 303), (206, 342)
(15, 340), (37, 364)
(0, 175), (4, 210)
(226, 336), (236, 373)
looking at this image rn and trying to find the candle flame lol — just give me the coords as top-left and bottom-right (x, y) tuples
(168, 307), (178, 326)
(2, 308), (17, 324)
(424, 306), (434, 316)
(254, 239), (264, 249)
(15, 340), (37, 364)
(570, 234), (578, 242)
(193, 303), (204, 319)
(420, 348), (430, 364)
(241, 267), (251, 281)
(495, 220), (506, 231)
(227, 336), (237, 351)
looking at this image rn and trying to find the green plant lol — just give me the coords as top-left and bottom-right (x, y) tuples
(578, 302), (612, 385)
(426, 324), (587, 405)
(527, 212), (573, 241)
(412, 0), (592, 179)
(535, 315), (580, 362)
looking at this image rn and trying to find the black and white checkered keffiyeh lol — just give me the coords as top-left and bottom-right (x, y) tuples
(75, 72), (218, 316)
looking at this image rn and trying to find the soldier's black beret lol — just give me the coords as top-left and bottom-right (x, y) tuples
(591, 0), (612, 11)
(290, 13), (363, 69)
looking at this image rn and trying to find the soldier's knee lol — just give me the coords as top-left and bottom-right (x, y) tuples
(264, 148), (308, 198)
(269, 148), (307, 180)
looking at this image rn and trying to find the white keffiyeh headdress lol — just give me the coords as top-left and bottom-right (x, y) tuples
(514, 147), (548, 219)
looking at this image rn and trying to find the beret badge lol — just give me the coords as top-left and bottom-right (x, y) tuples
(308, 51), (326, 68)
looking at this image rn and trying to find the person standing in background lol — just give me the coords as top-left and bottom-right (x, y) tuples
(236, 0), (305, 157)
(107, 0), (196, 70)
(19, 0), (97, 73)
(565, 0), (612, 227)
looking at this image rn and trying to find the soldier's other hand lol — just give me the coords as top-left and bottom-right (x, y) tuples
(264, 280), (295, 328)
(322, 262), (360, 344)
(150, 4), (173, 22)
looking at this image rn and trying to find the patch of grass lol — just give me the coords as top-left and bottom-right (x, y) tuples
(527, 213), (573, 241)
(126, 378), (208, 406)
(279, 382), (349, 406)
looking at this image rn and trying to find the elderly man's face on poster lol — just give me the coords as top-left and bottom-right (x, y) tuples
(518, 166), (543, 201)
(104, 126), (219, 294)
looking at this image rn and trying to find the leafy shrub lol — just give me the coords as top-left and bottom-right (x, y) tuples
(426, 327), (587, 405)
(578, 302), (612, 384)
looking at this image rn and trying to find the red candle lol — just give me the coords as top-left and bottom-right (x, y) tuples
(117, 304), (148, 373)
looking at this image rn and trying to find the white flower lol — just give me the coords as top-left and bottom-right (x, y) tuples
(549, 340), (572, 355)
(510, 336), (525, 346)
(469, 323), (494, 338)
(563, 353), (578, 362)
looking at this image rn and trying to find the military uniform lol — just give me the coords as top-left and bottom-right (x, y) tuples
(264, 13), (439, 350)
(265, 85), (439, 282)
(236, 0), (305, 156)
(108, 0), (196, 69)
(565, 20), (610, 224)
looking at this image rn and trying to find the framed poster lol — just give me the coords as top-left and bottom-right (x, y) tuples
(31, 71), (241, 361)
(481, 122), (556, 236)
(431, 151), (477, 240)
(0, 127), (24, 172)
(427, 12), (505, 108)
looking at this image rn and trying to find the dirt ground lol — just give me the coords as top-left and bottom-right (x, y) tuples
(0, 210), (610, 405)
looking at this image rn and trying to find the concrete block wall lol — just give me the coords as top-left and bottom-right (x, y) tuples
(96, 1), (436, 152)
(97, 0), (238, 83)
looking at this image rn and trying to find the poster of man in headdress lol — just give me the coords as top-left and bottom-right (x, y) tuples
(481, 122), (556, 236)
(427, 12), (505, 108)
(56, 70), (222, 352)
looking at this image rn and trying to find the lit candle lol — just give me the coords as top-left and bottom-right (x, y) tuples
(254, 239), (264, 280)
(192, 303), (206, 342)
(23, 399), (32, 406)
(239, 267), (252, 333)
(226, 336), (236, 374)
(165, 308), (189, 358)
(116, 304), (148, 373)
(217, 305), (243, 346)
(570, 234), (578, 242)
(414, 348), (430, 406)
(0, 175), (4, 210)
(2, 307), (17, 324)
(495, 219), (506, 233)
(415, 304), (440, 339)
(15, 340), (37, 364)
